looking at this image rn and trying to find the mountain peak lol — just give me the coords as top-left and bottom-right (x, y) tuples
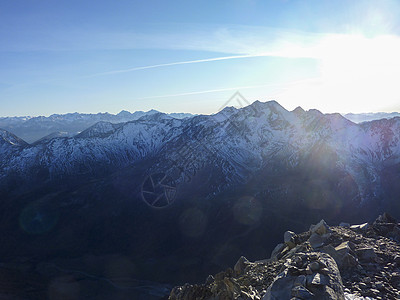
(0, 129), (28, 147)
(117, 110), (132, 116)
(77, 121), (121, 138)
(292, 106), (305, 116)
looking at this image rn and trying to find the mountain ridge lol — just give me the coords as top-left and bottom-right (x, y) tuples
(1, 100), (400, 210)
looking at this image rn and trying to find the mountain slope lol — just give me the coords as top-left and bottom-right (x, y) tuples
(0, 110), (194, 143)
(1, 101), (400, 217)
(1, 102), (400, 298)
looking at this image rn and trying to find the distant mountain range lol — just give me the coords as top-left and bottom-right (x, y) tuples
(0, 110), (194, 143)
(1, 109), (398, 144)
(343, 112), (400, 123)
(1, 101), (400, 297)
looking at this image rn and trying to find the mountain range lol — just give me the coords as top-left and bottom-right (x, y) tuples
(0, 110), (193, 143)
(1, 100), (400, 298)
(1, 109), (399, 145)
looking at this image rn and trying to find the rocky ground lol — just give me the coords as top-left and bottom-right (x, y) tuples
(169, 213), (400, 300)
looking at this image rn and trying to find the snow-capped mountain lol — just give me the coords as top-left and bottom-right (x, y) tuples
(1, 100), (400, 297)
(0, 110), (194, 143)
(1, 100), (400, 213)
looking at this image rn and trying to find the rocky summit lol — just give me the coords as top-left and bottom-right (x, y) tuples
(169, 213), (400, 300)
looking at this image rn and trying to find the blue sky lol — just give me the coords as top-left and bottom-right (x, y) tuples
(1, 0), (400, 116)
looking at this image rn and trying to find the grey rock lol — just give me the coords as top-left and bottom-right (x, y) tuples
(205, 275), (214, 285)
(339, 222), (350, 228)
(394, 255), (400, 264)
(263, 271), (296, 300)
(309, 232), (331, 249)
(350, 223), (369, 231)
(310, 219), (331, 235)
(355, 248), (376, 262)
(322, 242), (358, 270)
(307, 273), (330, 286)
(263, 252), (344, 300)
(294, 275), (307, 287)
(374, 212), (397, 224)
(270, 243), (286, 260)
(291, 285), (314, 299)
(234, 256), (250, 275)
(309, 261), (320, 272)
(285, 231), (297, 249)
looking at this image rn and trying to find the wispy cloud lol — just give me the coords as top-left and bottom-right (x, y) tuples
(132, 83), (285, 100)
(86, 54), (259, 77)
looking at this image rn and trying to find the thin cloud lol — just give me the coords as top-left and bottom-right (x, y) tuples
(85, 53), (276, 78)
(84, 48), (317, 79)
(132, 83), (284, 100)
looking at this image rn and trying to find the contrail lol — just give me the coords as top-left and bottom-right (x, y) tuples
(86, 53), (273, 78)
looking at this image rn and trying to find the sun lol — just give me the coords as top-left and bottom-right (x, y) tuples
(315, 34), (400, 112)
(273, 33), (400, 113)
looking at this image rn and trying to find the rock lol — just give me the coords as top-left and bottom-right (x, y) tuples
(355, 248), (376, 262)
(309, 232), (331, 249)
(234, 256), (250, 275)
(263, 252), (344, 300)
(169, 215), (400, 300)
(284, 231), (296, 249)
(374, 212), (397, 224)
(263, 270), (297, 300)
(270, 243), (286, 260)
(308, 220), (332, 249)
(205, 275), (214, 285)
(350, 223), (369, 231)
(339, 222), (350, 228)
(322, 242), (358, 270)
(394, 255), (400, 264)
(375, 281), (384, 290)
(294, 275), (307, 287)
(291, 285), (314, 299)
(310, 219), (331, 235)
(307, 273), (330, 286)
(387, 225), (400, 242)
(364, 277), (372, 285)
(309, 261), (320, 272)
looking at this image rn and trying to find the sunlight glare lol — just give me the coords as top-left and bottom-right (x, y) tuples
(274, 34), (400, 113)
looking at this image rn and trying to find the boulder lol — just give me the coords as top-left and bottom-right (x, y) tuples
(308, 220), (332, 249)
(284, 231), (296, 249)
(355, 248), (376, 262)
(291, 285), (314, 299)
(262, 252), (344, 300)
(374, 212), (397, 224)
(321, 242), (358, 270)
(309, 232), (331, 249)
(310, 220), (331, 235)
(350, 223), (369, 231)
(234, 256), (250, 275)
(270, 243), (287, 260)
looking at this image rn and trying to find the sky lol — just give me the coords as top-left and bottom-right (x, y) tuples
(1, 0), (400, 117)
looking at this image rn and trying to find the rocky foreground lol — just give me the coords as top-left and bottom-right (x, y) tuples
(169, 213), (400, 300)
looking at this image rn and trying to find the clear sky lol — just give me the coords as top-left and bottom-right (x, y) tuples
(1, 0), (400, 117)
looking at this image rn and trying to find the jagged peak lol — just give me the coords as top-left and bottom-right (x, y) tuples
(211, 106), (238, 122)
(0, 128), (28, 147)
(138, 112), (172, 121)
(326, 112), (355, 125)
(292, 106), (305, 115)
(246, 100), (288, 114)
(76, 121), (121, 138)
(117, 110), (132, 116)
(307, 108), (324, 117)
